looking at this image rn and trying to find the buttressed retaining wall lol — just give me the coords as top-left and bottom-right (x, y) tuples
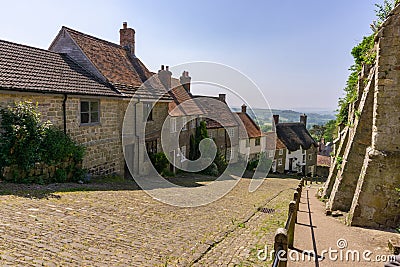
(326, 6), (400, 228)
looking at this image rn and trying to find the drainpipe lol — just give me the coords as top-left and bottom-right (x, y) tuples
(62, 94), (68, 134)
(134, 99), (140, 175)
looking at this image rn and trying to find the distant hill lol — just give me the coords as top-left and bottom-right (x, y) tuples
(231, 108), (336, 132)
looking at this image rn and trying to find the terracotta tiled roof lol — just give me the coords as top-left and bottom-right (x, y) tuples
(276, 122), (318, 151)
(61, 27), (171, 100)
(236, 112), (263, 138)
(168, 78), (204, 116)
(317, 155), (331, 166)
(265, 132), (286, 150)
(0, 39), (119, 96)
(192, 95), (239, 129)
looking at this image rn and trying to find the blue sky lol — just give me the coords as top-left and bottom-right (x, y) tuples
(0, 0), (379, 112)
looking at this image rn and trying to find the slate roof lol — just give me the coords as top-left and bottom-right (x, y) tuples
(275, 122), (318, 151)
(0, 39), (119, 96)
(168, 78), (204, 116)
(236, 112), (263, 138)
(58, 27), (171, 100)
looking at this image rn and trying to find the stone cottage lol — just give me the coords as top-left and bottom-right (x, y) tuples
(0, 39), (131, 177)
(265, 132), (287, 174)
(192, 94), (241, 162)
(236, 104), (267, 161)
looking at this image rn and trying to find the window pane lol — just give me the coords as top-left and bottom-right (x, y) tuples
(91, 112), (99, 123)
(81, 101), (89, 112)
(81, 113), (89, 124)
(90, 101), (99, 112)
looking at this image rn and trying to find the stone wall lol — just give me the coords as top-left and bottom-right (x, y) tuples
(0, 91), (128, 178)
(327, 67), (375, 212)
(325, 6), (400, 228)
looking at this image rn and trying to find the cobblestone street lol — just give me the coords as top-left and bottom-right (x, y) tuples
(0, 176), (298, 266)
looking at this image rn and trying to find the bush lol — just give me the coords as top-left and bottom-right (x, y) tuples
(149, 152), (169, 174)
(0, 101), (49, 172)
(0, 101), (85, 184)
(202, 163), (219, 177)
(40, 126), (85, 165)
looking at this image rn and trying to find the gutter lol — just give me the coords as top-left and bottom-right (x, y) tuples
(62, 94), (68, 134)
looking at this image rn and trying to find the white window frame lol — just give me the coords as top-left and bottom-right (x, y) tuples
(279, 149), (283, 156)
(308, 154), (312, 161)
(268, 150), (274, 158)
(182, 117), (187, 131)
(143, 102), (153, 122)
(170, 118), (177, 133)
(278, 158), (283, 166)
(180, 146), (187, 162)
(227, 127), (235, 138)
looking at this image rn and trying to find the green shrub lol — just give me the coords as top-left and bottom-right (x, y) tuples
(247, 159), (259, 171)
(0, 101), (86, 184)
(202, 163), (219, 177)
(0, 101), (49, 172)
(214, 150), (228, 174)
(150, 152), (169, 174)
(40, 126), (85, 165)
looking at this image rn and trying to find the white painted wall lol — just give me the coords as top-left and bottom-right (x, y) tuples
(285, 148), (305, 172)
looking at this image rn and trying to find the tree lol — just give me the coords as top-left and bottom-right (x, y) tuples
(309, 124), (326, 141)
(371, 0), (400, 32)
(323, 120), (337, 143)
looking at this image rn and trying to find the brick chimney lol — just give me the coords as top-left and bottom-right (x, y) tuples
(300, 114), (307, 126)
(273, 115), (279, 126)
(120, 22), (135, 55)
(158, 65), (172, 89)
(180, 71), (191, 92)
(241, 104), (247, 113)
(218, 94), (226, 103)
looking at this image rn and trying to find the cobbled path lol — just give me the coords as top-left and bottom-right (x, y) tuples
(0, 177), (298, 266)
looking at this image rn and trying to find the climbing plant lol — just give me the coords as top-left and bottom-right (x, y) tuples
(336, 0), (399, 125)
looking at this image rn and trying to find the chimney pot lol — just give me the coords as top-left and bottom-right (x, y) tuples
(218, 94), (226, 103)
(159, 64), (172, 89)
(123, 22), (127, 29)
(241, 104), (247, 113)
(166, 66), (169, 71)
(273, 115), (279, 126)
(180, 71), (191, 92)
(300, 114), (307, 126)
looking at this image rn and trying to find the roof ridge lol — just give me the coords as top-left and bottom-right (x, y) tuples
(0, 38), (61, 55)
(62, 26), (122, 49)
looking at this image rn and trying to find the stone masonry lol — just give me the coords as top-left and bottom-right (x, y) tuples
(0, 92), (129, 177)
(327, 66), (375, 212)
(325, 6), (400, 228)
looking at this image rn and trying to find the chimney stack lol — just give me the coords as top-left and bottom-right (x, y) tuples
(218, 94), (226, 103)
(300, 114), (307, 126)
(273, 115), (279, 126)
(158, 65), (172, 89)
(120, 22), (135, 55)
(241, 104), (247, 113)
(180, 71), (191, 93)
